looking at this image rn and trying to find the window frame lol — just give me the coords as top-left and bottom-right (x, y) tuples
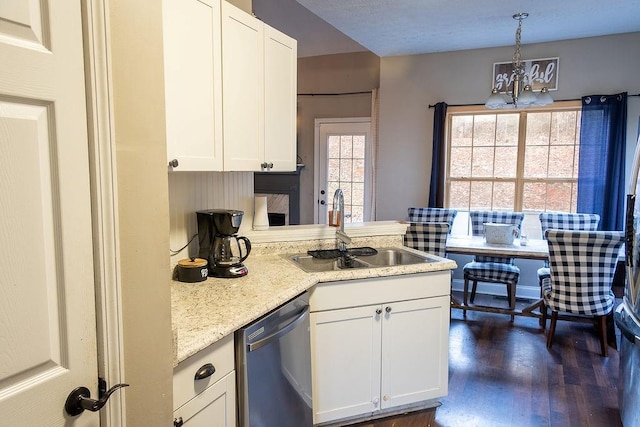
(443, 100), (582, 214)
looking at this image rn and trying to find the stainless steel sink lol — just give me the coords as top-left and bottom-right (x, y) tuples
(359, 248), (432, 267)
(289, 247), (438, 272)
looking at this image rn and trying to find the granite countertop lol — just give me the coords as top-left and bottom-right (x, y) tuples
(170, 236), (457, 366)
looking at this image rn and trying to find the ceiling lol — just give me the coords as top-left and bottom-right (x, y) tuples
(253, 0), (640, 58)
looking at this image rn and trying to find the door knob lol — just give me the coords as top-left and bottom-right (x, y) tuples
(64, 383), (129, 416)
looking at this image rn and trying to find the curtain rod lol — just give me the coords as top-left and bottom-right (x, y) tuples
(298, 91), (373, 96)
(428, 93), (640, 108)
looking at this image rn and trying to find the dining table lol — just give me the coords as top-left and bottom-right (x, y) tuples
(445, 235), (549, 319)
(444, 234), (621, 347)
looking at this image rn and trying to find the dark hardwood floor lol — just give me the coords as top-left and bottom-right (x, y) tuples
(351, 292), (622, 427)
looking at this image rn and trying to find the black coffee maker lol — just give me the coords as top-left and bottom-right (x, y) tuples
(197, 209), (252, 278)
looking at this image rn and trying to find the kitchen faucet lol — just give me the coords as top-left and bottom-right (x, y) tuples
(332, 189), (351, 252)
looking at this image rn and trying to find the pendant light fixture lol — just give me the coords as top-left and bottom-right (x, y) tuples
(485, 13), (554, 109)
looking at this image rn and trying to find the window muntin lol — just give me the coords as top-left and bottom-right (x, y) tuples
(446, 103), (581, 214)
(327, 134), (366, 223)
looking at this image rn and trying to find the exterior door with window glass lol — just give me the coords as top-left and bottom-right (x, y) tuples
(315, 119), (372, 224)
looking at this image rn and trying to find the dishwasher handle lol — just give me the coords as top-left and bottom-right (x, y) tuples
(248, 305), (309, 352)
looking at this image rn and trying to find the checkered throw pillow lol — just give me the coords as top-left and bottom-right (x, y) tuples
(407, 208), (457, 232)
(538, 212), (601, 278)
(542, 230), (624, 316)
(404, 222), (450, 257)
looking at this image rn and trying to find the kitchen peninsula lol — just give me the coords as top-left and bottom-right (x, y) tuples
(170, 221), (456, 426)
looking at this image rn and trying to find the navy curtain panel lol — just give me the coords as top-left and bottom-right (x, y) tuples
(429, 102), (448, 207)
(577, 93), (627, 231)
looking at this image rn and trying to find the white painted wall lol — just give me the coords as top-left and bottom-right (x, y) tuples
(377, 32), (640, 221)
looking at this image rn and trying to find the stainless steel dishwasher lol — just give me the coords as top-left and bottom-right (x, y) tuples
(235, 292), (312, 426)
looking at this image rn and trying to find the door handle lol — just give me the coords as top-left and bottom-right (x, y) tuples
(64, 383), (129, 416)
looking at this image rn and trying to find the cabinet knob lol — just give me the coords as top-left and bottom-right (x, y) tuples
(385, 306), (392, 313)
(375, 308), (382, 315)
(169, 159), (179, 168)
(372, 397), (379, 405)
(174, 417), (184, 427)
(268, 162), (274, 169)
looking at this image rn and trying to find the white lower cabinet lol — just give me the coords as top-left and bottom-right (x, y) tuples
(173, 334), (236, 427)
(309, 272), (450, 425)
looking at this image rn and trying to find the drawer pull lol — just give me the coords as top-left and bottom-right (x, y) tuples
(194, 363), (216, 380)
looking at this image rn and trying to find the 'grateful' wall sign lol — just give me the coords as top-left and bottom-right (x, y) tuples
(492, 57), (559, 93)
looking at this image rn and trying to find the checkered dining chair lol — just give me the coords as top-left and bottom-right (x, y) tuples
(463, 211), (525, 321)
(404, 222), (450, 257)
(407, 207), (457, 233)
(541, 230), (624, 356)
(537, 212), (600, 285)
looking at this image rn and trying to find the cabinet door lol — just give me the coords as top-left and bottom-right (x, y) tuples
(380, 296), (450, 409)
(173, 371), (236, 427)
(163, 0), (223, 171)
(310, 305), (382, 424)
(221, 1), (264, 171)
(264, 26), (297, 172)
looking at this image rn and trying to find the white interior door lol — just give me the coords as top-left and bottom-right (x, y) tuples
(0, 1), (99, 425)
(315, 118), (372, 224)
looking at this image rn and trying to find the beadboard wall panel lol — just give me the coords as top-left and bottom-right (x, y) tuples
(168, 171), (254, 262)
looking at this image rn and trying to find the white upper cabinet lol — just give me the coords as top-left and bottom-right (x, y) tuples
(264, 26), (298, 172)
(163, 0), (224, 171)
(221, 2), (265, 171)
(221, 1), (297, 172)
(163, 0), (297, 172)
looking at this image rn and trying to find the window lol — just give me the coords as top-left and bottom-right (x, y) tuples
(445, 102), (581, 215)
(326, 134), (366, 222)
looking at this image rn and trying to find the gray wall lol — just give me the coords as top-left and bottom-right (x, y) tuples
(377, 32), (640, 221)
(297, 52), (381, 223)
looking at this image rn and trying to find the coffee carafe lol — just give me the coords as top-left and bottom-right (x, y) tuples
(197, 209), (252, 278)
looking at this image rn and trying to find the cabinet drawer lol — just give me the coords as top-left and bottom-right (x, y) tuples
(173, 371), (236, 426)
(173, 334), (234, 410)
(310, 271), (451, 312)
